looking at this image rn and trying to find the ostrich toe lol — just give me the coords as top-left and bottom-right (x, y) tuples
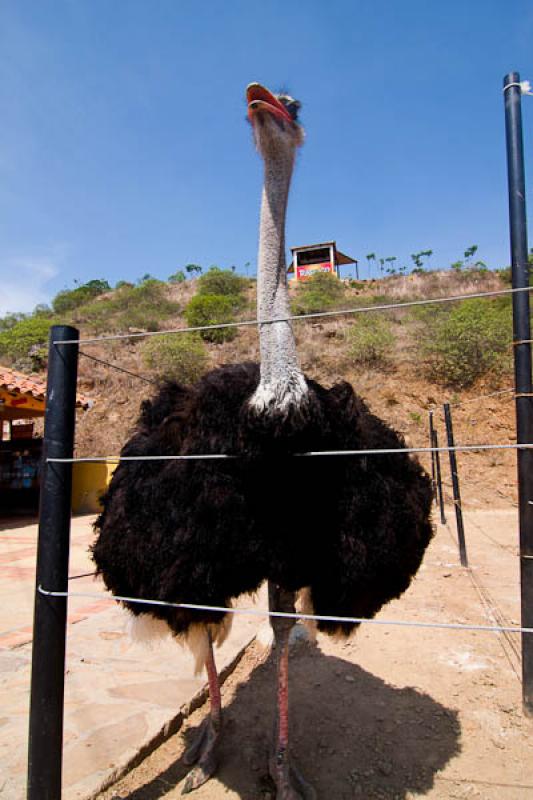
(182, 717), (220, 793)
(269, 751), (316, 800)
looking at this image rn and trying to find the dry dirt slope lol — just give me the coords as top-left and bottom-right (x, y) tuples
(72, 270), (518, 510)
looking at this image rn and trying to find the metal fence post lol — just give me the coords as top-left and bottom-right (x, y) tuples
(27, 325), (79, 799)
(429, 411), (437, 498)
(443, 403), (468, 567)
(431, 427), (446, 525)
(503, 70), (533, 715)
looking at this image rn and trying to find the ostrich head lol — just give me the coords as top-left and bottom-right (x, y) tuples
(246, 83), (309, 417)
(247, 83), (304, 160)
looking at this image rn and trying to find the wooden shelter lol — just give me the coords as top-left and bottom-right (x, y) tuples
(0, 366), (91, 514)
(287, 241), (358, 281)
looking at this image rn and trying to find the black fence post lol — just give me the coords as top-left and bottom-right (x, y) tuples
(27, 325), (79, 800)
(431, 427), (447, 525)
(443, 403), (468, 567)
(429, 411), (437, 498)
(503, 70), (533, 715)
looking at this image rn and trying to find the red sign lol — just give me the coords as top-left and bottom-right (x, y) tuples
(296, 261), (333, 280)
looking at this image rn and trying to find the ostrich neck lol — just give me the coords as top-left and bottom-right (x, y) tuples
(250, 150), (307, 413)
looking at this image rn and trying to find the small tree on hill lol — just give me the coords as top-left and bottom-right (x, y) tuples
(464, 245), (478, 266)
(168, 270), (186, 284)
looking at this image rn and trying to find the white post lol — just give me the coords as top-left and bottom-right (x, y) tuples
(329, 244), (336, 277)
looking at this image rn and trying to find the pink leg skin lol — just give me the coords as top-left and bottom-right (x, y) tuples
(182, 631), (222, 794)
(269, 583), (316, 800)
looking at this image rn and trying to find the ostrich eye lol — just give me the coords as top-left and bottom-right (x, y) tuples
(278, 95), (301, 121)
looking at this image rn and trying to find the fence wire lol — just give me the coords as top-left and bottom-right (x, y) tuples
(53, 284), (533, 346)
(78, 350), (156, 385)
(37, 584), (533, 636)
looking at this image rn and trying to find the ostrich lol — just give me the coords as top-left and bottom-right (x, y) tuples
(92, 83), (433, 798)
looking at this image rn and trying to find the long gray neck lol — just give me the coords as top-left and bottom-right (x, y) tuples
(249, 149), (308, 414)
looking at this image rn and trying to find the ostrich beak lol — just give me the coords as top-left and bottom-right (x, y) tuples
(247, 82), (293, 125)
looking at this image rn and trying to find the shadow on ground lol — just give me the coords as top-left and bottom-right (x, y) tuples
(113, 641), (461, 799)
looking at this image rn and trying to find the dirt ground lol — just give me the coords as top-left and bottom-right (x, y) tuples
(97, 510), (533, 800)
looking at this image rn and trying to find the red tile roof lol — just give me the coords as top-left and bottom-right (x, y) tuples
(0, 365), (92, 409)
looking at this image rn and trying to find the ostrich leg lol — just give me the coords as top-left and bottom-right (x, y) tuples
(182, 630), (221, 794)
(268, 582), (316, 800)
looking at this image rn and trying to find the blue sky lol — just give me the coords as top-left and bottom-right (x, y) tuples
(1, 0), (532, 314)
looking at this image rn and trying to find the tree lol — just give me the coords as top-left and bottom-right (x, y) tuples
(185, 264), (203, 277)
(52, 279), (111, 314)
(421, 249), (433, 268)
(451, 260), (464, 272)
(0, 312), (26, 332)
(411, 250), (432, 272)
(365, 252), (376, 278)
(385, 256), (397, 275)
(464, 245), (478, 265)
(168, 270), (186, 284)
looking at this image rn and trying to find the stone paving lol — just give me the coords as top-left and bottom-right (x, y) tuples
(0, 515), (266, 800)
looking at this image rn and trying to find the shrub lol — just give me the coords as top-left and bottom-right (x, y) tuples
(33, 304), (53, 317)
(52, 279), (111, 314)
(291, 272), (346, 315)
(168, 270), (186, 284)
(418, 298), (512, 387)
(0, 312), (26, 332)
(184, 294), (239, 343)
(142, 333), (208, 383)
(197, 267), (248, 297)
(0, 316), (52, 367)
(74, 280), (179, 333)
(346, 315), (394, 367)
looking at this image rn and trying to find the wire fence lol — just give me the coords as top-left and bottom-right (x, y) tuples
(59, 276), (531, 644)
(40, 268), (532, 652)
(37, 585), (533, 636)
(54, 284), (533, 346)
(78, 350), (156, 385)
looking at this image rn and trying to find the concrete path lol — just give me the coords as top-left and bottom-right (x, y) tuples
(0, 514), (266, 800)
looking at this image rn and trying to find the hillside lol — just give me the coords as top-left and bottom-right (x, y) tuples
(2, 267), (519, 510)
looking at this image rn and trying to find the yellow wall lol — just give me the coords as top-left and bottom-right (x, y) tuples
(72, 462), (116, 514)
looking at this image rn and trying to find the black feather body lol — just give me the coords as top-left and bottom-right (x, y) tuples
(92, 362), (433, 638)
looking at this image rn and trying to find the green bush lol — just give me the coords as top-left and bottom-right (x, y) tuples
(346, 315), (394, 367)
(0, 316), (52, 367)
(197, 267), (248, 297)
(52, 279), (111, 314)
(0, 312), (26, 332)
(291, 272), (345, 315)
(74, 280), (179, 333)
(184, 294), (239, 343)
(168, 270), (186, 284)
(142, 333), (208, 383)
(418, 298), (512, 387)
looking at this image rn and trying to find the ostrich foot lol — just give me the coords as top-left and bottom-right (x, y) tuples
(182, 716), (220, 793)
(268, 749), (316, 800)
